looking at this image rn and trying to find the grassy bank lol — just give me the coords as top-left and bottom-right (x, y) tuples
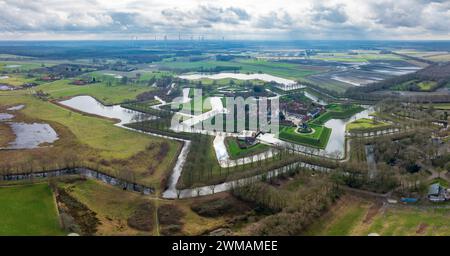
(278, 124), (331, 149)
(346, 118), (391, 131)
(311, 104), (364, 125)
(225, 137), (270, 159)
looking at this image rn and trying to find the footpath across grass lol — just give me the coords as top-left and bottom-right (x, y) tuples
(0, 183), (64, 236)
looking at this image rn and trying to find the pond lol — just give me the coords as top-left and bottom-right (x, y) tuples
(7, 122), (59, 149)
(7, 105), (25, 111)
(179, 72), (297, 87)
(0, 113), (14, 121)
(304, 90), (328, 105)
(59, 96), (155, 125)
(103, 73), (123, 79)
(0, 85), (13, 91)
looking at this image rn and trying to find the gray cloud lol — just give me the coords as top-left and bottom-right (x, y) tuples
(255, 11), (293, 29)
(0, 0), (448, 40)
(312, 4), (348, 23)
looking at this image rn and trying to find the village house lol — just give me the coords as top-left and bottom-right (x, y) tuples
(428, 183), (450, 202)
(237, 130), (259, 147)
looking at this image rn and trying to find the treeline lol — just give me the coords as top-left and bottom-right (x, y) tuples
(232, 171), (341, 235)
(331, 160), (398, 193)
(160, 65), (241, 73)
(391, 52), (435, 65)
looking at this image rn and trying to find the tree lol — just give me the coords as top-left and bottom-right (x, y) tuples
(121, 76), (128, 85)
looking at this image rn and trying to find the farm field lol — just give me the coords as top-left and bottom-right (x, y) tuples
(0, 61), (53, 72)
(37, 79), (155, 105)
(418, 81), (438, 91)
(426, 54), (450, 62)
(427, 103), (450, 110)
(159, 59), (322, 81)
(0, 95), (181, 190)
(305, 195), (450, 236)
(346, 118), (391, 131)
(0, 74), (39, 87)
(392, 79), (439, 92)
(311, 52), (404, 62)
(0, 183), (64, 236)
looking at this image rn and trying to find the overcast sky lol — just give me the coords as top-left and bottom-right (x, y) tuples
(0, 0), (449, 40)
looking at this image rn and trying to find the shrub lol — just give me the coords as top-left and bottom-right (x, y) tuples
(158, 204), (185, 236)
(127, 202), (155, 231)
(191, 196), (251, 217)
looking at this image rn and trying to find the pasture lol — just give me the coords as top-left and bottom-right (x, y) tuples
(0, 183), (64, 236)
(305, 195), (450, 236)
(158, 59), (322, 81)
(37, 79), (155, 105)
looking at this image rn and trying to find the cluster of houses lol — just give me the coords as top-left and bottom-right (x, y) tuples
(40, 75), (62, 82)
(281, 100), (324, 126)
(71, 77), (100, 86)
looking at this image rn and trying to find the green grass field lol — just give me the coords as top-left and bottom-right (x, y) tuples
(305, 195), (450, 236)
(311, 104), (364, 125)
(159, 59), (322, 81)
(0, 61), (53, 72)
(37, 79), (154, 105)
(418, 81), (437, 91)
(0, 183), (64, 236)
(0, 74), (39, 87)
(426, 103), (450, 110)
(225, 137), (270, 159)
(392, 80), (439, 92)
(346, 118), (391, 131)
(278, 124), (331, 149)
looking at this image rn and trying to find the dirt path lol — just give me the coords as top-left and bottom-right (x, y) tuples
(154, 200), (160, 236)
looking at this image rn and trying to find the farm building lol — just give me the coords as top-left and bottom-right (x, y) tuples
(428, 183), (450, 202)
(237, 130), (258, 146)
